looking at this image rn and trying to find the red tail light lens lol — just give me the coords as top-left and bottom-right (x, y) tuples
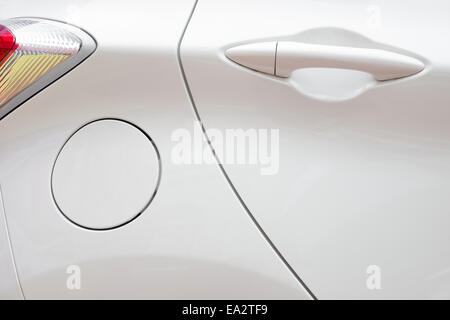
(0, 18), (96, 119)
(0, 25), (16, 63)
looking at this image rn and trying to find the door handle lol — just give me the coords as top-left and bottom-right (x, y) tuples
(226, 41), (424, 81)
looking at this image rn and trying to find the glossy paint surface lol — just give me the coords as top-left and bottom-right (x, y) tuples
(1, 0), (450, 300)
(51, 119), (160, 230)
(0, 0), (311, 299)
(181, 0), (450, 299)
(0, 186), (22, 299)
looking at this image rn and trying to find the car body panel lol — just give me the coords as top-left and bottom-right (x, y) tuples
(0, 186), (22, 299)
(0, 0), (310, 299)
(181, 0), (450, 299)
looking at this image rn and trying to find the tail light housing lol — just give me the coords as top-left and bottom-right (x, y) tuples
(0, 18), (96, 119)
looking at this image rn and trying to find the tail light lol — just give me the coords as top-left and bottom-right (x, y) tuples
(0, 18), (96, 119)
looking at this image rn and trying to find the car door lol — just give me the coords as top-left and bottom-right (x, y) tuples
(180, 0), (450, 299)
